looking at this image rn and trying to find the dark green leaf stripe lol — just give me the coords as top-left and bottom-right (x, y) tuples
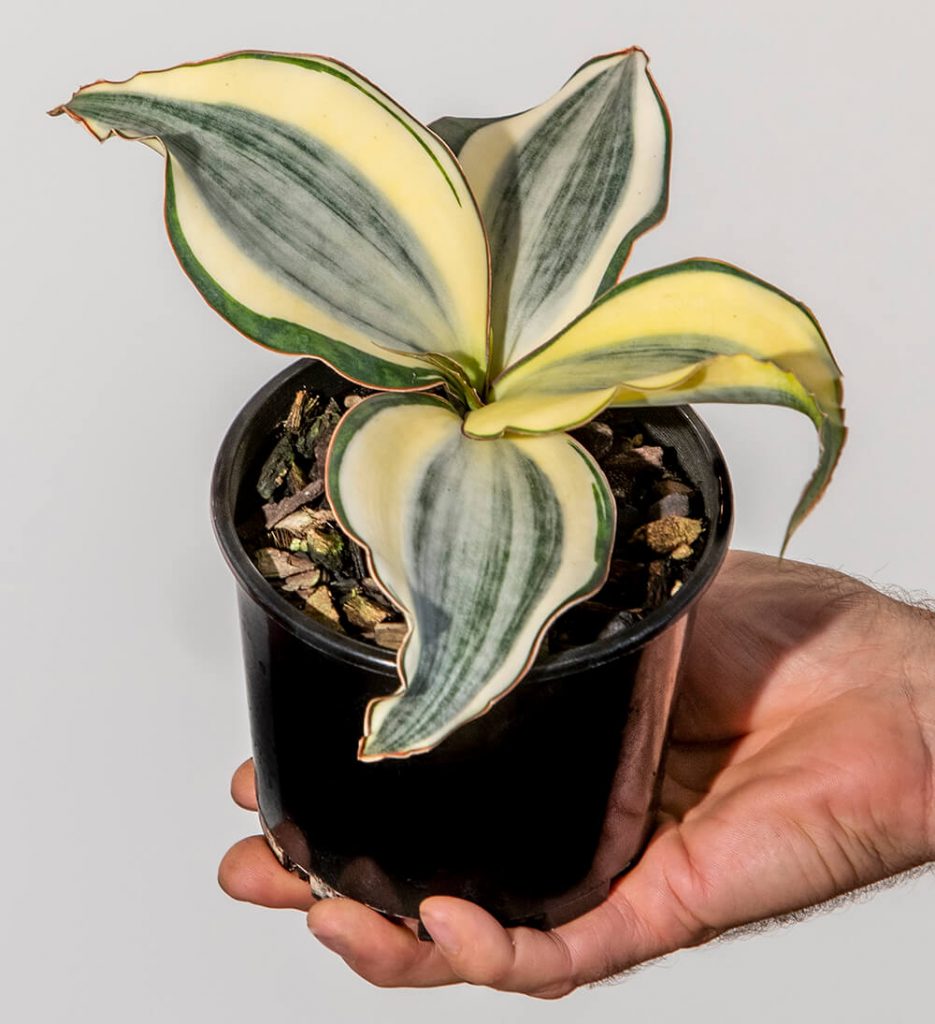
(163, 164), (441, 389)
(70, 90), (463, 358)
(569, 443), (616, 562)
(429, 114), (506, 156)
(510, 335), (754, 393)
(593, 69), (671, 297)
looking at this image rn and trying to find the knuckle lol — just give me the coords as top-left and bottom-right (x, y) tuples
(450, 942), (518, 989)
(659, 830), (721, 948)
(529, 931), (578, 999)
(463, 959), (513, 989)
(530, 978), (576, 1000)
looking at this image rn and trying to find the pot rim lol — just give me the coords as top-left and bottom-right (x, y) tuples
(211, 359), (733, 681)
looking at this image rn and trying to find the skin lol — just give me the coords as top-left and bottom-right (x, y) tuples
(218, 550), (935, 998)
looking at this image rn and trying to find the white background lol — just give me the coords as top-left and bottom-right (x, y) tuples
(3, 1), (933, 1020)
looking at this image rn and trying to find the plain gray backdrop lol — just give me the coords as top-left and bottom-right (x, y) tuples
(4, 1), (933, 1020)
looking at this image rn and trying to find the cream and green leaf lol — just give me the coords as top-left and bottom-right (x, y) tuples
(57, 48), (845, 758)
(433, 48), (670, 378)
(327, 393), (614, 758)
(54, 52), (490, 392)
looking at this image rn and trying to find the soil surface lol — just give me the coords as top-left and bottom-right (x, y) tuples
(236, 384), (706, 656)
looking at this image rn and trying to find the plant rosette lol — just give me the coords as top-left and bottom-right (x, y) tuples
(54, 48), (845, 929)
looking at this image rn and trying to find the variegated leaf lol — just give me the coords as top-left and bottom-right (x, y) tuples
(54, 52), (491, 392)
(327, 392), (615, 760)
(435, 48), (670, 377)
(465, 260), (845, 545)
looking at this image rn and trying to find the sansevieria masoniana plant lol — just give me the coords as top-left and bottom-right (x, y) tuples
(53, 48), (845, 762)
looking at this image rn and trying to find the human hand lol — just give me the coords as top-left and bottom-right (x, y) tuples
(219, 550), (935, 997)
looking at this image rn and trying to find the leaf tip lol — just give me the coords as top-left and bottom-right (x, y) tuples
(48, 97), (82, 122)
(356, 729), (412, 763)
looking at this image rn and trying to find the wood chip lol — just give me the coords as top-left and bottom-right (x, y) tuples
(297, 394), (321, 438)
(373, 621), (407, 650)
(301, 585), (342, 628)
(629, 445), (664, 468)
(360, 577), (396, 609)
(649, 492), (691, 520)
(631, 516), (703, 554)
(654, 479), (693, 497)
(342, 589), (391, 630)
(286, 461), (306, 495)
(646, 560), (668, 607)
(571, 420), (614, 460)
(313, 399), (342, 467)
(329, 577), (359, 594)
(275, 507), (334, 537)
(274, 518), (344, 572)
(294, 396), (333, 459)
(257, 435), (294, 500)
(255, 548), (315, 579)
(284, 389), (306, 435)
(280, 569), (322, 592)
(262, 479), (325, 529)
(605, 445), (666, 494)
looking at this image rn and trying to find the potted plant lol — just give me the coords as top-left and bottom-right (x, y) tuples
(52, 47), (844, 930)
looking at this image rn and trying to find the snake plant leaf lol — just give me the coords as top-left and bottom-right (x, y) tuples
(433, 48), (670, 378)
(327, 392), (615, 760)
(465, 259), (845, 546)
(53, 52), (491, 392)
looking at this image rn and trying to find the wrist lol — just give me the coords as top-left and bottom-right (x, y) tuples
(903, 605), (935, 859)
(841, 588), (935, 871)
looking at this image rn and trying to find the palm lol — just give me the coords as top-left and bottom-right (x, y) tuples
(220, 552), (934, 997)
(649, 552), (926, 939)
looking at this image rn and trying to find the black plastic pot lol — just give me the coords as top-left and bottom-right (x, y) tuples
(211, 359), (733, 931)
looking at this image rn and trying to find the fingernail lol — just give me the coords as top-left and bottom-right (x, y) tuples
(309, 925), (351, 958)
(420, 907), (461, 956)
